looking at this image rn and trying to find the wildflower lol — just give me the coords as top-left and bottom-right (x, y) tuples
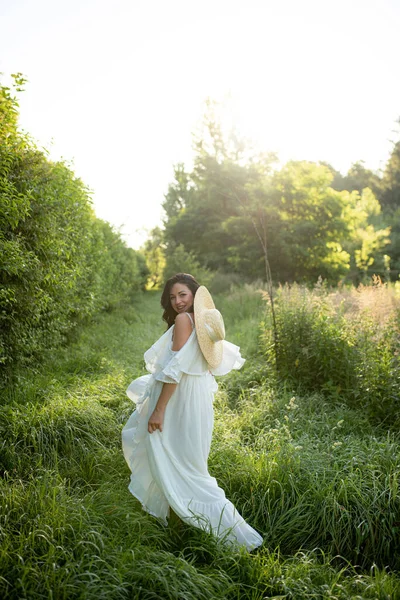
(285, 396), (299, 410)
(332, 441), (343, 448)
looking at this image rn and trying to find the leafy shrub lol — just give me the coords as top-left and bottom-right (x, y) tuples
(208, 270), (244, 295)
(163, 243), (214, 287)
(1, 282), (400, 596)
(262, 279), (400, 424)
(90, 220), (148, 311)
(212, 384), (400, 570)
(0, 76), (148, 376)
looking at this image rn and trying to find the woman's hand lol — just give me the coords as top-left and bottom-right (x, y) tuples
(148, 407), (165, 434)
(148, 382), (177, 434)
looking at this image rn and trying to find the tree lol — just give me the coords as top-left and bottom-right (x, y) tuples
(159, 101), (395, 287)
(327, 160), (382, 199)
(0, 72), (26, 142)
(163, 243), (213, 287)
(341, 188), (391, 281)
(381, 140), (400, 209)
(265, 161), (351, 283)
(142, 227), (166, 289)
(0, 74), (148, 374)
(163, 100), (277, 272)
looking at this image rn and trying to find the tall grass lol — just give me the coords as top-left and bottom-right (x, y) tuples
(212, 384), (400, 570)
(214, 282), (267, 357)
(261, 277), (400, 425)
(0, 285), (399, 598)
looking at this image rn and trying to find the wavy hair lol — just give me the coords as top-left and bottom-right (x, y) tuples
(161, 273), (200, 328)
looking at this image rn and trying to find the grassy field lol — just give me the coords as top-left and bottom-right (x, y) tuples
(1, 286), (400, 599)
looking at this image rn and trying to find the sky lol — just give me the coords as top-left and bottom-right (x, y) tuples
(1, 0), (400, 249)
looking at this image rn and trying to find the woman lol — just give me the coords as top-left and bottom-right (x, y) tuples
(122, 272), (263, 551)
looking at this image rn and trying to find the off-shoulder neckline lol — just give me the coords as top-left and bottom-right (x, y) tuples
(170, 324), (196, 353)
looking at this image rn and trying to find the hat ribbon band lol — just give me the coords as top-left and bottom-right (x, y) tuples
(205, 323), (222, 343)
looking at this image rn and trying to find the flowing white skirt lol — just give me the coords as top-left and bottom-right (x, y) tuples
(122, 370), (263, 551)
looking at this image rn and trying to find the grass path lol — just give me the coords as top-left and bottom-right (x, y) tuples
(0, 289), (399, 599)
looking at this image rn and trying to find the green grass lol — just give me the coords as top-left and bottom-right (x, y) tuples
(0, 286), (399, 599)
(212, 384), (400, 570)
(261, 279), (400, 424)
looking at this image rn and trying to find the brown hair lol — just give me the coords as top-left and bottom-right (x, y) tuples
(161, 273), (200, 328)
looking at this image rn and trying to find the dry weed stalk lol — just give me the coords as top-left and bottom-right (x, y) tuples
(329, 275), (400, 327)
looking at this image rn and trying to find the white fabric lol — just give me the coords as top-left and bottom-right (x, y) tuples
(122, 316), (263, 551)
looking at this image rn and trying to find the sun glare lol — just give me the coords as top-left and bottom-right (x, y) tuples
(1, 0), (399, 247)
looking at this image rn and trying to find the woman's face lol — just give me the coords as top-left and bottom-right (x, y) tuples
(169, 283), (194, 314)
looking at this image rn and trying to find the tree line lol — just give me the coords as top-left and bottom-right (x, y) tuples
(0, 75), (148, 377)
(144, 101), (400, 288)
(2, 76), (399, 373)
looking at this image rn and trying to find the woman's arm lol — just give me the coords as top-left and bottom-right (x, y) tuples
(148, 313), (192, 434)
(148, 383), (177, 433)
(171, 312), (193, 351)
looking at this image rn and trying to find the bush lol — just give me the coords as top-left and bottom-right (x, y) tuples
(208, 271), (244, 295)
(0, 76), (148, 375)
(90, 220), (149, 311)
(163, 243), (214, 287)
(262, 278), (400, 424)
(212, 384), (400, 570)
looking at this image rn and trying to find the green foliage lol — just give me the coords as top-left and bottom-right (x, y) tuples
(372, 125), (400, 280)
(381, 135), (400, 209)
(163, 162), (195, 221)
(207, 271), (244, 295)
(328, 159), (383, 198)
(163, 243), (214, 287)
(160, 104), (395, 285)
(212, 383), (400, 571)
(91, 220), (149, 311)
(262, 278), (400, 424)
(384, 206), (400, 279)
(141, 226), (166, 289)
(1, 289), (400, 598)
(0, 72), (26, 141)
(0, 75), (148, 375)
(341, 187), (391, 281)
(162, 101), (277, 276)
(267, 161), (351, 282)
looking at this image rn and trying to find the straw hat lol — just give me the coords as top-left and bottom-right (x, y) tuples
(194, 286), (225, 368)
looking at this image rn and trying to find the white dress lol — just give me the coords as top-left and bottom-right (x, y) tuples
(121, 312), (263, 551)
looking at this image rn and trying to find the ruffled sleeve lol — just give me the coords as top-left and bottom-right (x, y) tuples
(153, 335), (246, 381)
(144, 327), (209, 384)
(126, 374), (152, 405)
(209, 340), (246, 376)
(127, 326), (246, 403)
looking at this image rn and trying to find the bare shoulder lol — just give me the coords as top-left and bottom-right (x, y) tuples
(174, 312), (193, 329)
(172, 312), (193, 350)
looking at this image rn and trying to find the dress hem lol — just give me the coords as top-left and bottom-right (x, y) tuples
(128, 483), (169, 527)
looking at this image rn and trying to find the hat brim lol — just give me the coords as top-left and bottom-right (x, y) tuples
(194, 286), (224, 369)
